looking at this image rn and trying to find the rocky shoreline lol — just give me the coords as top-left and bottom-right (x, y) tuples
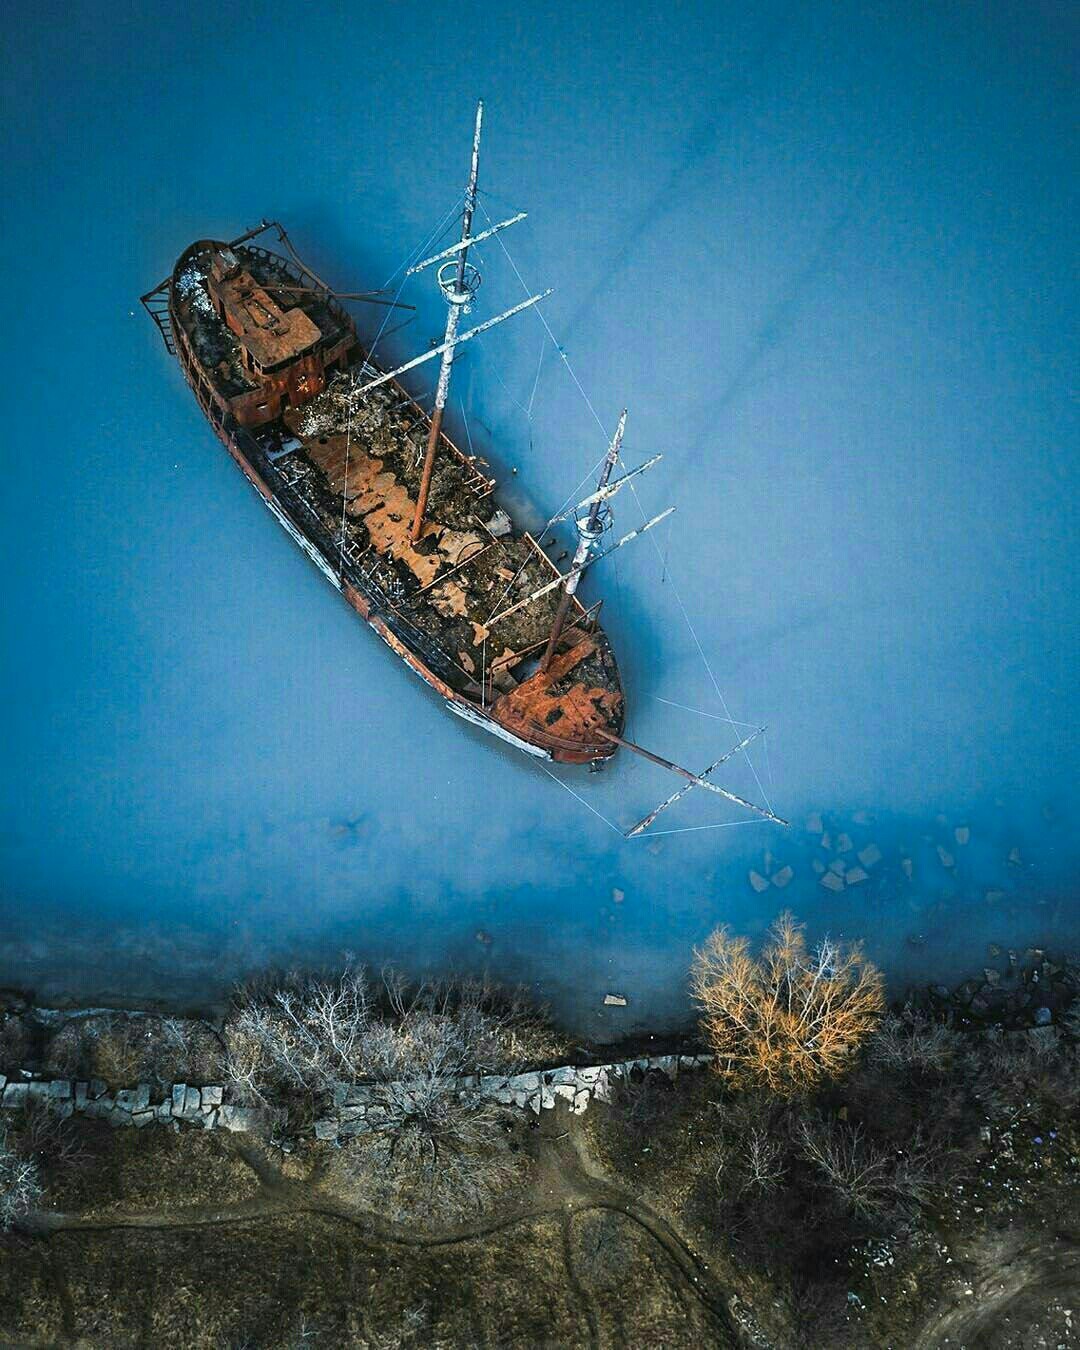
(2, 943), (1075, 1143)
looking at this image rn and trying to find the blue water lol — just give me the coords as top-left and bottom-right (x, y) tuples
(2, 2), (1077, 1037)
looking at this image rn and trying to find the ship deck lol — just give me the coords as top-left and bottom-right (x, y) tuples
(276, 373), (622, 713)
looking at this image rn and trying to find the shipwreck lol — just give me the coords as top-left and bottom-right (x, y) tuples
(142, 104), (786, 827)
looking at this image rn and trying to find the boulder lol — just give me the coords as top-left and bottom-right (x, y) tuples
(132, 1110), (155, 1128)
(836, 833), (853, 854)
(936, 845), (955, 869)
(805, 812), (824, 834)
(217, 1105), (259, 1134)
(748, 870), (769, 894)
(314, 1117), (339, 1141)
(201, 1086), (223, 1109)
(771, 865), (794, 889)
(955, 826), (970, 845)
(820, 871), (844, 893)
(857, 843), (882, 868)
(1033, 1006), (1053, 1026)
(2, 1082), (28, 1109)
(115, 1085), (151, 1114)
(845, 867), (869, 886)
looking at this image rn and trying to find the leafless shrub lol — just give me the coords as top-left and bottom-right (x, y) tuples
(963, 1034), (1080, 1123)
(0, 1125), (42, 1230)
(43, 1012), (219, 1087)
(0, 1013), (33, 1073)
(361, 1305), (428, 1350)
(349, 1092), (523, 1220)
(692, 912), (884, 1098)
(11, 1100), (88, 1174)
(222, 964), (557, 1109)
(869, 1012), (962, 1075)
(796, 1116), (937, 1220)
(223, 964), (551, 1214)
(740, 1126), (787, 1193)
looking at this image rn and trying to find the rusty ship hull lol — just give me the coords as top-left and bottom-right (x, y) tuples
(142, 223), (625, 764)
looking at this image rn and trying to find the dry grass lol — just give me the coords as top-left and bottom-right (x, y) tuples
(692, 912), (884, 1098)
(43, 1013), (221, 1087)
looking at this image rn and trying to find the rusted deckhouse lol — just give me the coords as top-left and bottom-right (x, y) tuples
(142, 105), (787, 823)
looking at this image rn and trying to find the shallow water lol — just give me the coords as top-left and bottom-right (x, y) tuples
(2, 2), (1076, 1037)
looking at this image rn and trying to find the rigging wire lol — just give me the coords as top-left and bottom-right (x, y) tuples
(647, 694), (759, 729)
(626, 819), (769, 840)
(539, 765), (625, 836)
(477, 199), (776, 818)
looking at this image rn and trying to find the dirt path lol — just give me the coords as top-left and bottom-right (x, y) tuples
(912, 1230), (1080, 1348)
(22, 1118), (741, 1348)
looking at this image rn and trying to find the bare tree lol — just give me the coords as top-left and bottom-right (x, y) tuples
(0, 1125), (42, 1231)
(221, 964), (553, 1212)
(797, 1116), (937, 1220)
(869, 1012), (961, 1075)
(692, 912), (884, 1098)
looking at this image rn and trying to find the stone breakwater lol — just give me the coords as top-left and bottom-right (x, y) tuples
(0, 1053), (714, 1140)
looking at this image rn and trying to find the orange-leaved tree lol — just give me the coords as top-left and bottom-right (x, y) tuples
(691, 911), (884, 1098)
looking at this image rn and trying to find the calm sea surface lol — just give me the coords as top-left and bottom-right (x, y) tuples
(2, 2), (1076, 1037)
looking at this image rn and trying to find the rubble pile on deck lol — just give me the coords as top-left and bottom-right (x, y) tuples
(286, 373), (615, 687)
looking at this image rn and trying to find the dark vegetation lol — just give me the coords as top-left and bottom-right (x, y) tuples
(0, 931), (1077, 1345)
(591, 924), (1080, 1345)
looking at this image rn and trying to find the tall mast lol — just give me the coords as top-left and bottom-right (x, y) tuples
(410, 101), (484, 544)
(538, 411), (627, 672)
